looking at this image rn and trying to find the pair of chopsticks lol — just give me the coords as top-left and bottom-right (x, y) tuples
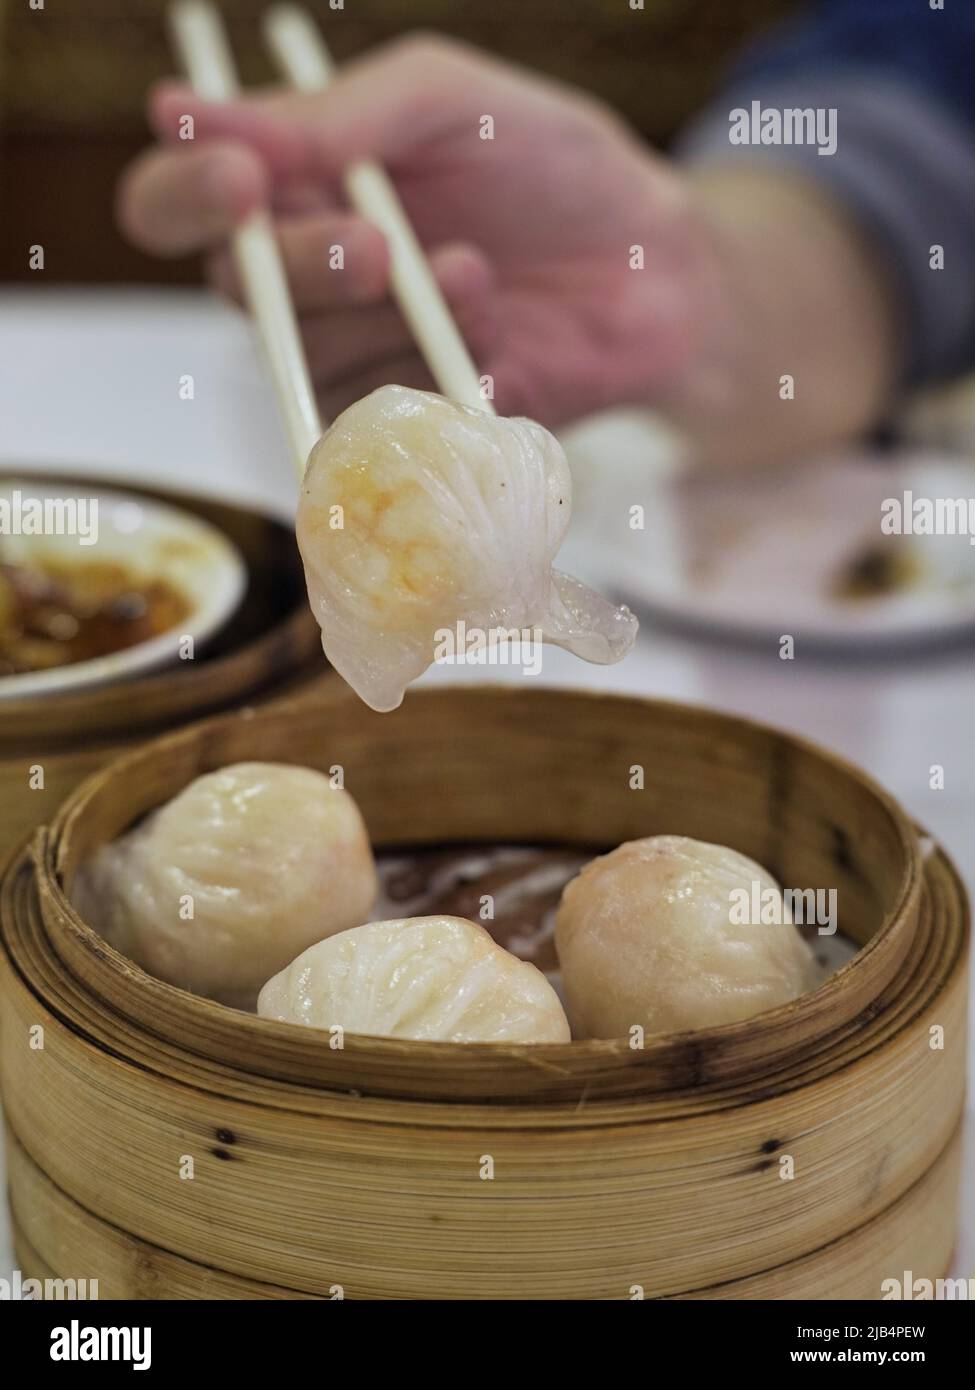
(169, 2), (491, 481)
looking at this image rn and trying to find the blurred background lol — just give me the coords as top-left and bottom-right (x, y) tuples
(1, 0), (800, 284)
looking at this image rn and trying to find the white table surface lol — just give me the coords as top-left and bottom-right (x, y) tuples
(1, 286), (971, 1292)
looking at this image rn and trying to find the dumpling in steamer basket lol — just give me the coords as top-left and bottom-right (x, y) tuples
(257, 915), (571, 1043)
(73, 762), (377, 1010)
(296, 384), (638, 712)
(555, 835), (822, 1039)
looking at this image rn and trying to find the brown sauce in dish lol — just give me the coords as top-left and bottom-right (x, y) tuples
(0, 557), (190, 675)
(833, 544), (921, 601)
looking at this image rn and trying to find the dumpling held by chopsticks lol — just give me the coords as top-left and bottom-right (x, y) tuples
(296, 385), (638, 711)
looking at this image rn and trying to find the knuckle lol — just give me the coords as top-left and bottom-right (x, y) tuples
(384, 30), (469, 75)
(115, 157), (162, 248)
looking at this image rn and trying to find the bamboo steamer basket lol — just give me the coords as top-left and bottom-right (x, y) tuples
(4, 1123), (964, 1301)
(0, 473), (326, 869)
(0, 686), (968, 1300)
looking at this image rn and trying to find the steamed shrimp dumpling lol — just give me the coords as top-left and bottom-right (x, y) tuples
(74, 762), (377, 1009)
(296, 385), (638, 711)
(258, 915), (571, 1043)
(555, 835), (821, 1039)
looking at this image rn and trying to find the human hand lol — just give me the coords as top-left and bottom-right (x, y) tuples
(117, 34), (711, 429)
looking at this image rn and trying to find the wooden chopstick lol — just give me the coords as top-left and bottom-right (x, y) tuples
(264, 5), (494, 415)
(168, 0), (323, 479)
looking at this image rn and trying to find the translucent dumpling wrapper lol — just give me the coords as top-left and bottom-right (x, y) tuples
(555, 835), (822, 1039)
(257, 915), (571, 1043)
(296, 385), (638, 711)
(73, 762), (378, 1010)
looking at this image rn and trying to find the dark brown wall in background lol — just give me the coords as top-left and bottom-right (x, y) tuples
(1, 0), (799, 285)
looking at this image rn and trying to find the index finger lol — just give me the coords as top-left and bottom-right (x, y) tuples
(149, 35), (508, 178)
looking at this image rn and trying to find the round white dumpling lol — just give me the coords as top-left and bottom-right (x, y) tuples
(257, 915), (571, 1043)
(74, 762), (377, 1009)
(555, 835), (820, 1038)
(296, 384), (638, 712)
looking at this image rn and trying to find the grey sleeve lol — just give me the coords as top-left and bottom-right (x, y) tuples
(677, 73), (975, 385)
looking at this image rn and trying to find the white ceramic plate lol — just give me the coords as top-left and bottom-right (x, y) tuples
(0, 478), (246, 699)
(560, 427), (975, 650)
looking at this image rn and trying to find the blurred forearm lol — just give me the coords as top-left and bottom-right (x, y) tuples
(662, 0), (975, 463)
(663, 166), (903, 468)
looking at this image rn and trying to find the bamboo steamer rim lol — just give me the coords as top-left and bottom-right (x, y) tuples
(29, 684), (928, 1103)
